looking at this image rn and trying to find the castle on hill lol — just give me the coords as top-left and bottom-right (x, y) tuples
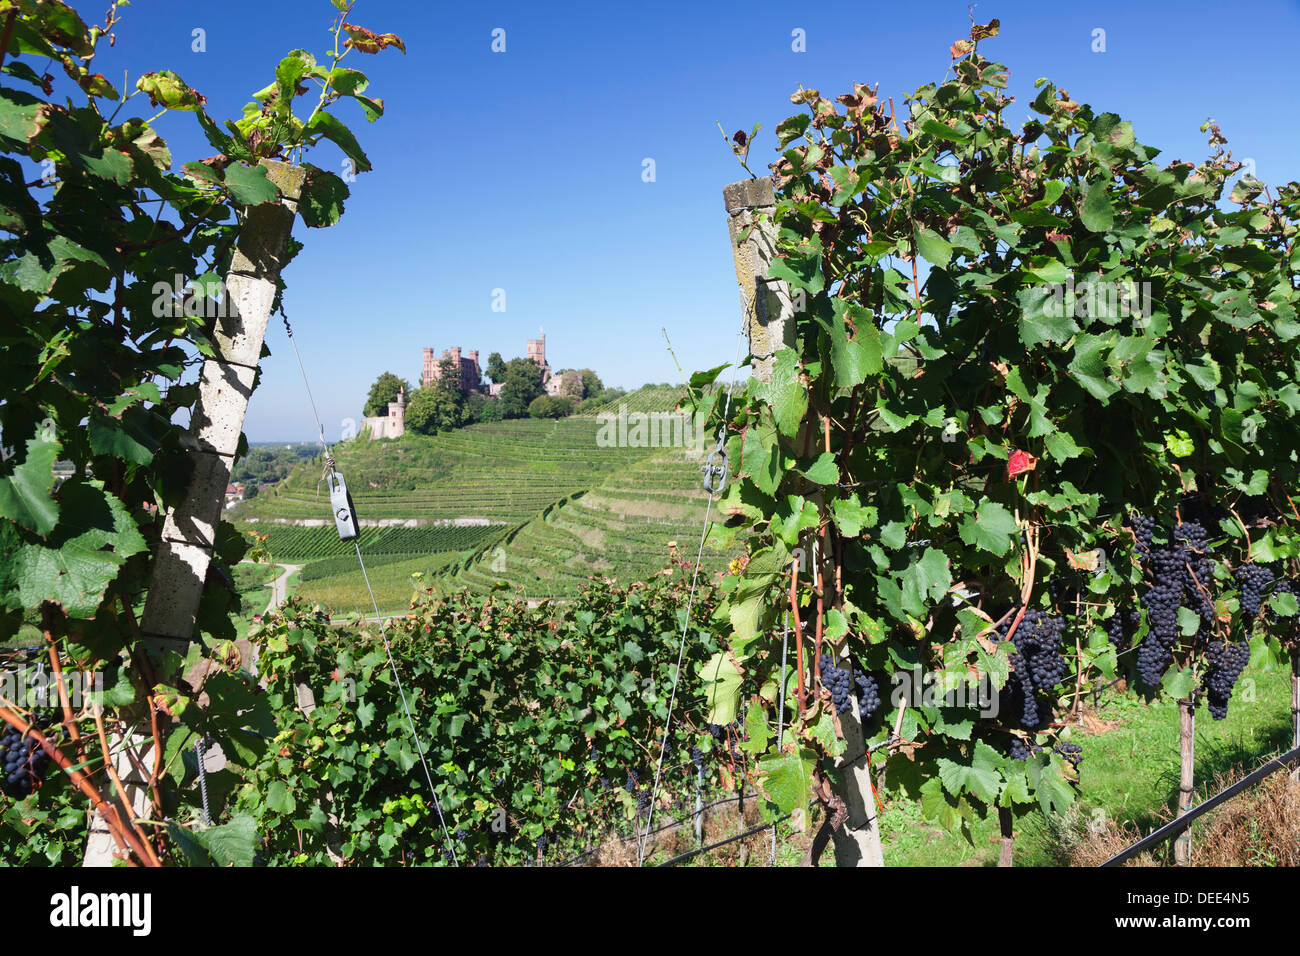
(360, 330), (560, 439)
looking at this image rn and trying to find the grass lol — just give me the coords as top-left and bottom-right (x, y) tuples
(295, 552), (463, 615)
(870, 654), (1296, 867)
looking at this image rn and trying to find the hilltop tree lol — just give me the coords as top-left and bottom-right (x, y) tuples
(559, 369), (585, 398)
(486, 352), (508, 384)
(363, 371), (411, 417)
(407, 359), (466, 434)
(499, 358), (545, 419)
(578, 369), (603, 397)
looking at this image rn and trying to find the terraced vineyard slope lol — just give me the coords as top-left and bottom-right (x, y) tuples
(231, 415), (657, 526)
(452, 450), (741, 600)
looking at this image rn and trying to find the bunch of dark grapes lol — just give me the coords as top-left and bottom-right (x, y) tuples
(1000, 609), (1067, 728)
(1201, 640), (1251, 720)
(818, 653), (854, 714)
(624, 770), (638, 794)
(1235, 565), (1276, 619)
(1130, 512), (1158, 553)
(854, 671), (882, 721)
(636, 788), (650, 817)
(1269, 578), (1300, 648)
(536, 833), (548, 855)
(1, 715), (54, 799)
(690, 744), (704, 771)
(819, 653), (883, 719)
(1054, 741), (1084, 771)
(1007, 737), (1041, 761)
(1106, 604), (1142, 655)
(599, 775), (610, 791)
(1131, 518), (1219, 687)
(1174, 522), (1217, 623)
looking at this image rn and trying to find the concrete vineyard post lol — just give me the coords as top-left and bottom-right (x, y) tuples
(695, 764), (704, 846)
(1175, 698), (1195, 865)
(722, 178), (796, 379)
(723, 179), (884, 867)
(1292, 649), (1299, 784)
(83, 161), (306, 867)
(140, 159), (307, 656)
(998, 806), (1014, 867)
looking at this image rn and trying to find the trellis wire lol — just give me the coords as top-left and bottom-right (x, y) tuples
(279, 302), (458, 865)
(638, 304), (749, 864)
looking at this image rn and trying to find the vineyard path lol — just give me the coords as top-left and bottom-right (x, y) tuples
(266, 564), (301, 614)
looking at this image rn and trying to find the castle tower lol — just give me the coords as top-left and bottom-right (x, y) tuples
(526, 327), (550, 383)
(422, 347), (435, 389)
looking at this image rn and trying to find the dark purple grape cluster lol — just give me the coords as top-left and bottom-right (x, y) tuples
(818, 653), (854, 714)
(1131, 518), (1219, 687)
(1007, 737), (1041, 761)
(1201, 640), (1251, 720)
(599, 775), (610, 791)
(636, 787), (650, 817)
(1, 715), (53, 799)
(855, 671), (882, 720)
(1000, 609), (1067, 727)
(690, 744), (704, 770)
(818, 653), (883, 719)
(1106, 603), (1144, 655)
(1054, 741), (1084, 771)
(1130, 512), (1158, 553)
(1174, 522), (1217, 623)
(624, 770), (638, 794)
(1235, 564), (1276, 619)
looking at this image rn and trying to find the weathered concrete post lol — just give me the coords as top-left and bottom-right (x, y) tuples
(84, 160), (306, 866)
(722, 178), (884, 868)
(140, 159), (307, 655)
(722, 177), (796, 380)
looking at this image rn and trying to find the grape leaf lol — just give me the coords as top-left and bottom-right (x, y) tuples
(0, 437), (60, 535)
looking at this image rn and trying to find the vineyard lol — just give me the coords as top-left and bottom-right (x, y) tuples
(1, 1), (1298, 897)
(239, 522), (505, 561)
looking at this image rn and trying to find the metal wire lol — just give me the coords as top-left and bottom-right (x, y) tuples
(638, 304), (749, 864)
(278, 301), (456, 865)
(195, 736), (211, 826)
(354, 540), (458, 865)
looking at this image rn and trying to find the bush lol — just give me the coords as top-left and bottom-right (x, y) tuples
(528, 395), (575, 419)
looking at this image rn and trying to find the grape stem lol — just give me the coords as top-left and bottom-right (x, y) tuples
(91, 702), (162, 867)
(789, 558), (806, 715)
(41, 605), (84, 766)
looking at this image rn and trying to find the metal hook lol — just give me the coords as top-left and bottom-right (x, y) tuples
(700, 428), (729, 496)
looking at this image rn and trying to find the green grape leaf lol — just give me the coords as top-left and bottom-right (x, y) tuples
(0, 437), (60, 535)
(0, 480), (145, 617)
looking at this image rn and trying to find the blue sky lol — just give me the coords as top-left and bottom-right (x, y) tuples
(70, 0), (1300, 441)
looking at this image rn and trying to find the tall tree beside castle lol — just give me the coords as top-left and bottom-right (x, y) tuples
(407, 358), (467, 434)
(499, 358), (545, 419)
(363, 372), (411, 417)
